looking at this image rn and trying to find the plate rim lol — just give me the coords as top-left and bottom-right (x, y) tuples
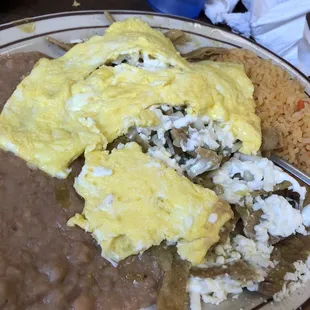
(0, 9), (309, 84)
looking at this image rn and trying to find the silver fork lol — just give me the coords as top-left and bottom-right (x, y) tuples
(270, 154), (310, 186)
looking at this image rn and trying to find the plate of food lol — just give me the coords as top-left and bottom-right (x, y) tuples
(0, 10), (309, 310)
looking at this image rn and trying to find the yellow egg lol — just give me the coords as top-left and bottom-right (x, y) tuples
(0, 17), (261, 266)
(68, 142), (233, 265)
(67, 61), (261, 154)
(0, 58), (104, 178)
(0, 18), (261, 177)
(0, 18), (186, 177)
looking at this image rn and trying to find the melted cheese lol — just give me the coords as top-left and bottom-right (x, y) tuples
(68, 143), (233, 265)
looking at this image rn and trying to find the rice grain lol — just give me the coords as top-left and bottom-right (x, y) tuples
(212, 49), (310, 174)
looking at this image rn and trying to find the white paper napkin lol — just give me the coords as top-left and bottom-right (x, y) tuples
(204, 0), (310, 76)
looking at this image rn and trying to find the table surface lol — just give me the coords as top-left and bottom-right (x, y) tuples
(0, 1), (309, 310)
(0, 0), (213, 24)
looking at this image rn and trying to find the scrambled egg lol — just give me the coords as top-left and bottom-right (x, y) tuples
(67, 61), (260, 154)
(68, 143), (233, 265)
(0, 18), (186, 177)
(0, 57), (104, 178)
(0, 18), (261, 178)
(0, 17), (261, 266)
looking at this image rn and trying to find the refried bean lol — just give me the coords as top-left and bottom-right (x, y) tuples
(0, 52), (163, 310)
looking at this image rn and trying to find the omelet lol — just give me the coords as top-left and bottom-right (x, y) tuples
(68, 142), (233, 265)
(0, 18), (186, 177)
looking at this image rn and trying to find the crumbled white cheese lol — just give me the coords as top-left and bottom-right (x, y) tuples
(66, 93), (93, 111)
(182, 156), (215, 179)
(208, 213), (218, 223)
(183, 121), (237, 153)
(187, 275), (247, 305)
(273, 256), (310, 301)
(75, 164), (99, 195)
(189, 291), (202, 310)
(212, 153), (306, 206)
(78, 117), (101, 134)
(92, 166), (113, 177)
(142, 53), (170, 70)
(136, 127), (153, 137)
(214, 123), (236, 149)
(160, 105), (171, 112)
(147, 146), (182, 173)
(201, 239), (241, 268)
(191, 234), (278, 307)
(247, 283), (259, 291)
(184, 216), (194, 229)
(138, 132), (150, 142)
(112, 52), (169, 70)
(138, 106), (238, 160)
(151, 107), (173, 131)
(135, 241), (145, 252)
(215, 256), (225, 265)
(253, 195), (307, 243)
(93, 229), (105, 241)
(187, 197), (309, 307)
(98, 194), (114, 213)
(232, 235), (274, 277)
(174, 114), (197, 129)
(183, 126), (220, 152)
(117, 143), (125, 149)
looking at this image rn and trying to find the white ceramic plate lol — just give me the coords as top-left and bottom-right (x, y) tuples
(0, 10), (309, 310)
